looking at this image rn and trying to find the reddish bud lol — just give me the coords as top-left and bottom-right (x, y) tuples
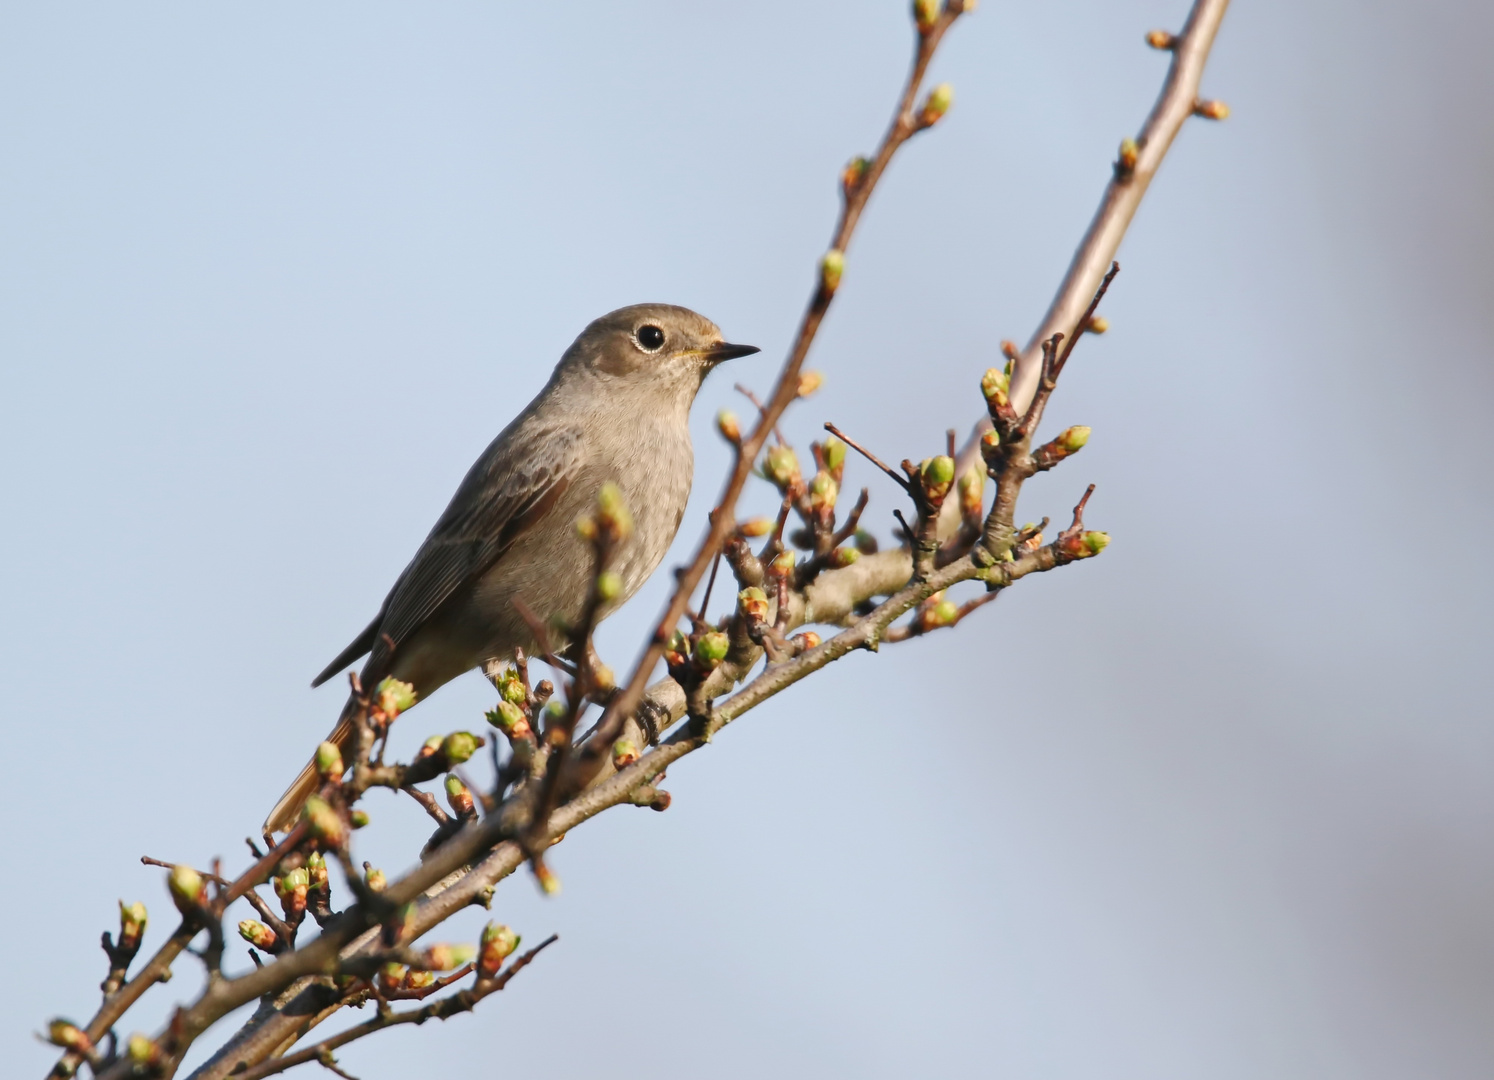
(477, 922), (520, 979)
(238, 920), (277, 952)
(612, 738), (639, 769)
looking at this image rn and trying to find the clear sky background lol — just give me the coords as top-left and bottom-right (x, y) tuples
(4, 2), (1490, 1077)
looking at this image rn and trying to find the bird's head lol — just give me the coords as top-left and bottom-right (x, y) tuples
(563, 304), (759, 397)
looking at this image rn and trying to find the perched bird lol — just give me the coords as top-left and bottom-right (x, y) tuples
(264, 304), (758, 834)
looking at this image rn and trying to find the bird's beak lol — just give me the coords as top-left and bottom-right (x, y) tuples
(700, 341), (761, 365)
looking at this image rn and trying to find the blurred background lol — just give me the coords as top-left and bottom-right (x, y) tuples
(3, 1), (1490, 1076)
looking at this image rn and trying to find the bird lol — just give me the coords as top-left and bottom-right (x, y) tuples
(263, 304), (758, 834)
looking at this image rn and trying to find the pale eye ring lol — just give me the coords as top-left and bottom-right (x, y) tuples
(636, 324), (666, 351)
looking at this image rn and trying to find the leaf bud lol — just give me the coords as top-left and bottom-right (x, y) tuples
(738, 586), (770, 621)
(375, 677), (417, 718)
(416, 734), (444, 760)
(821, 248), (845, 293)
(421, 942), (476, 971)
(306, 850), (329, 892)
(763, 444), (801, 489)
(126, 1033), (161, 1066)
(596, 569), (623, 603)
(663, 628), (689, 669)
(981, 366), (1010, 408)
(167, 864), (207, 915)
(738, 516), (774, 538)
(822, 435), (847, 474)
(595, 481), (634, 542)
(716, 409), (741, 444)
(914, 0), (941, 32)
(829, 546), (859, 568)
(302, 796), (346, 848)
(441, 731), (481, 766)
(693, 631), (730, 668)
(1083, 315), (1109, 334)
(1082, 531), (1110, 555)
(1146, 28), (1176, 49)
(403, 969), (436, 991)
(534, 862), (562, 896)
(1118, 137), (1139, 173)
(797, 371), (824, 398)
(378, 962), (407, 993)
(921, 455), (956, 500)
(841, 155), (870, 195)
(351, 809), (371, 829)
(933, 598), (960, 626)
(364, 865), (386, 892)
(314, 740), (344, 781)
(1057, 425), (1091, 452)
(809, 470), (838, 511)
(275, 867), (308, 914)
(920, 82), (953, 126)
(46, 1019), (90, 1052)
(853, 529), (878, 554)
(238, 920), (277, 952)
(958, 466), (984, 518)
(1194, 99), (1230, 120)
(496, 669), (527, 706)
(118, 900), (148, 949)
(486, 700), (533, 740)
(612, 738), (639, 769)
(478, 922), (520, 978)
(769, 550), (796, 577)
(445, 775), (474, 816)
(791, 630), (822, 651)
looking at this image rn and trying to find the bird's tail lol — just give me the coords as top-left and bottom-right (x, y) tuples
(263, 708), (355, 837)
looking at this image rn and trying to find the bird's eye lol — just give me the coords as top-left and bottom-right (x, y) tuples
(636, 325), (666, 352)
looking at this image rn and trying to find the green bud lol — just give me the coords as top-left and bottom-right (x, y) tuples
(763, 444), (801, 488)
(830, 546), (860, 568)
(314, 740), (344, 780)
(306, 850), (328, 890)
(478, 922), (520, 978)
(1082, 531), (1110, 555)
(486, 700), (532, 739)
(364, 865), (386, 892)
(694, 631), (730, 667)
(913, 0), (941, 30)
(770, 550), (796, 575)
(716, 409), (741, 443)
(534, 862), (561, 895)
(596, 481), (634, 541)
(167, 865), (206, 914)
(920, 82), (953, 125)
(853, 529), (878, 554)
(302, 796), (346, 848)
(404, 969), (436, 990)
(444, 774), (468, 797)
(738, 516), (774, 538)
(238, 919), (277, 951)
(417, 734), (444, 759)
(126, 1033), (159, 1065)
(422, 942), (476, 971)
(612, 738), (639, 768)
(46, 1019), (89, 1051)
(596, 569), (623, 602)
(821, 248), (845, 293)
(119, 900), (148, 941)
(350, 809), (371, 829)
(981, 366), (1010, 407)
(375, 676), (417, 717)
(496, 670), (527, 706)
(933, 599), (960, 625)
(810, 470), (838, 510)
(921, 455), (955, 486)
(841, 155), (870, 194)
(822, 435), (847, 473)
(738, 586), (770, 620)
(543, 700), (566, 725)
(441, 731), (481, 765)
(593, 661), (615, 691)
(1056, 425), (1091, 452)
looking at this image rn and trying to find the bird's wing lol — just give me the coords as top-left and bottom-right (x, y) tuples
(313, 423), (583, 686)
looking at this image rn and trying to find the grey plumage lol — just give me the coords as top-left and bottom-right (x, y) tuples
(265, 303), (757, 833)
